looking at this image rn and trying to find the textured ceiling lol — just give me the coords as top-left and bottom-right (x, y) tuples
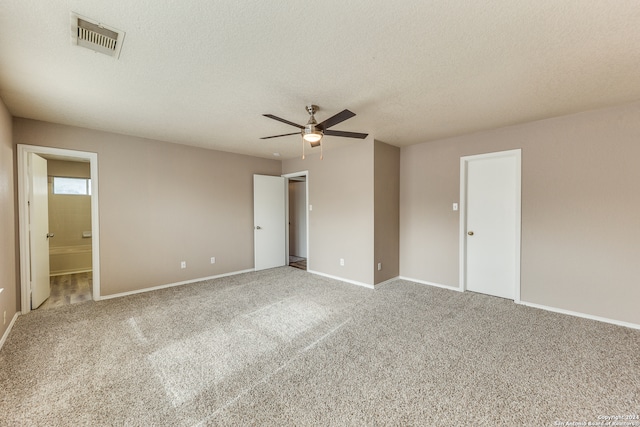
(1, 1), (640, 159)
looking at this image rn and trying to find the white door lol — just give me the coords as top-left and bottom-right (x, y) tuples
(462, 150), (521, 300)
(29, 153), (51, 308)
(254, 175), (286, 271)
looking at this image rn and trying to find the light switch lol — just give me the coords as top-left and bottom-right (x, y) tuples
(453, 203), (458, 211)
(309, 205), (313, 211)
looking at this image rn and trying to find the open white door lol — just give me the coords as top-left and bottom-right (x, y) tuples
(461, 150), (521, 301)
(29, 153), (51, 308)
(254, 175), (286, 271)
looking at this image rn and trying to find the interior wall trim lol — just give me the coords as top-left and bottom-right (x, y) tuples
(519, 300), (640, 331)
(49, 269), (93, 277)
(399, 276), (639, 330)
(307, 269), (375, 290)
(99, 268), (255, 301)
(0, 313), (20, 351)
(374, 276), (400, 288)
(397, 276), (463, 292)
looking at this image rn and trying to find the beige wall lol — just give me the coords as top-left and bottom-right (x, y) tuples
(283, 140), (375, 285)
(400, 100), (640, 325)
(14, 118), (281, 296)
(374, 140), (400, 284)
(0, 97), (17, 338)
(7, 100), (638, 327)
(282, 139), (400, 287)
(47, 159), (91, 178)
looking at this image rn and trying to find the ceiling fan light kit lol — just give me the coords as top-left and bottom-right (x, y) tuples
(262, 104), (367, 159)
(302, 106), (323, 146)
(303, 129), (323, 145)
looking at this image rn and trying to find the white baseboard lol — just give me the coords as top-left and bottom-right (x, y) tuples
(399, 277), (639, 330)
(374, 276), (400, 287)
(99, 269), (255, 301)
(0, 312), (20, 351)
(307, 270), (375, 289)
(50, 268), (92, 277)
(398, 276), (463, 292)
(519, 300), (640, 331)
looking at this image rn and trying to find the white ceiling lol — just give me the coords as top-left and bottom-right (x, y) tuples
(1, 1), (640, 159)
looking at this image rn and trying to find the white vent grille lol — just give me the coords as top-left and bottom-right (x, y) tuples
(78, 23), (118, 51)
(71, 13), (125, 58)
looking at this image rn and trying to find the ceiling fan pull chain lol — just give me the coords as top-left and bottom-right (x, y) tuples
(301, 137), (305, 160)
(320, 141), (323, 160)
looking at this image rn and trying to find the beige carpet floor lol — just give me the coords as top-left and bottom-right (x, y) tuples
(1, 267), (638, 426)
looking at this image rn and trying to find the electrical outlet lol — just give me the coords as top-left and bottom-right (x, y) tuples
(377, 263), (382, 271)
(180, 261), (186, 269)
(210, 257), (216, 264)
(340, 258), (344, 266)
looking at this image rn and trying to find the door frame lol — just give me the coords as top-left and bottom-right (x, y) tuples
(17, 144), (101, 313)
(282, 171), (309, 270)
(459, 149), (521, 302)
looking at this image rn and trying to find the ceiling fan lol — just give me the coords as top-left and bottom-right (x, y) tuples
(261, 105), (368, 158)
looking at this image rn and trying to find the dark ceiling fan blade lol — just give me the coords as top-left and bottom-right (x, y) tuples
(260, 132), (301, 140)
(263, 114), (304, 129)
(316, 109), (356, 131)
(324, 129), (368, 139)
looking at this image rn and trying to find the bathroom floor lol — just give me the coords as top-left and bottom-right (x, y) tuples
(289, 256), (307, 270)
(38, 272), (93, 310)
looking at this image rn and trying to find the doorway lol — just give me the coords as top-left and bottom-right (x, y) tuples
(41, 158), (93, 309)
(287, 175), (307, 270)
(18, 145), (101, 314)
(283, 171), (309, 271)
(459, 149), (521, 301)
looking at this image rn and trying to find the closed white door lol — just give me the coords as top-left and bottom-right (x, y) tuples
(29, 153), (51, 308)
(463, 150), (520, 300)
(254, 175), (286, 271)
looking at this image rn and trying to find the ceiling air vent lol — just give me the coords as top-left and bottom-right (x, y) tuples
(71, 13), (125, 59)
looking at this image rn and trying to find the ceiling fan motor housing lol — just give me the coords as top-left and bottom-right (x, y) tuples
(303, 105), (323, 145)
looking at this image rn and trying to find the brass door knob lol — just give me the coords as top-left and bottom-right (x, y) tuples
(467, 231), (474, 236)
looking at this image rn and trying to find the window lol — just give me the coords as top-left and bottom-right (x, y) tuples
(52, 177), (91, 195)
